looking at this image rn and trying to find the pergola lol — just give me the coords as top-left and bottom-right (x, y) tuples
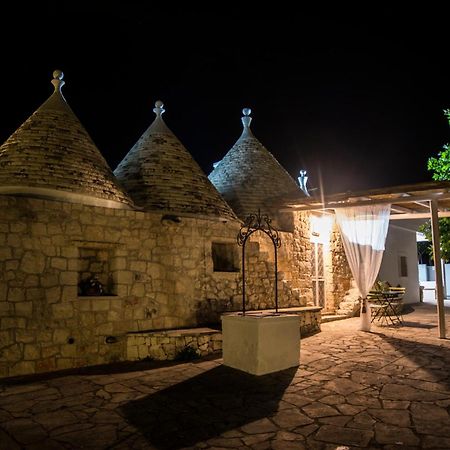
(280, 180), (450, 339)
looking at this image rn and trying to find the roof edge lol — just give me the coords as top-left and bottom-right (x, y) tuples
(0, 186), (134, 210)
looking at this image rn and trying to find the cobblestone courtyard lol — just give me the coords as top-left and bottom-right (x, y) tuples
(1, 303), (450, 449)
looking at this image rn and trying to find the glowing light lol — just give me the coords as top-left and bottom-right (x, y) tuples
(310, 215), (333, 244)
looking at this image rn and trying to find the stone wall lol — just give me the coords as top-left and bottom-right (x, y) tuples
(197, 230), (307, 323)
(291, 212), (313, 305)
(326, 221), (354, 312)
(0, 195), (312, 377)
(299, 307), (322, 335)
(127, 328), (222, 361)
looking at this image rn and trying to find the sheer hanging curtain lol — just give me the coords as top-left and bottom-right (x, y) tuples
(335, 204), (391, 331)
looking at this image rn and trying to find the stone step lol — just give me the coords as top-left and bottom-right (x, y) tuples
(337, 306), (355, 313)
(321, 314), (350, 323)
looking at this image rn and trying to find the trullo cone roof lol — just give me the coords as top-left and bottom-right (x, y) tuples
(0, 70), (133, 209)
(114, 101), (237, 221)
(208, 108), (302, 220)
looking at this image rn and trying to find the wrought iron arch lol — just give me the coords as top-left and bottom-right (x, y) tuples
(237, 210), (282, 315)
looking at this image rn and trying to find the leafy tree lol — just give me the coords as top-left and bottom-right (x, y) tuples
(427, 109), (450, 180)
(418, 219), (450, 262)
(417, 240), (432, 264)
(418, 109), (450, 261)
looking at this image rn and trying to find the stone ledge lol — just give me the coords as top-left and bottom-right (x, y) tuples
(241, 306), (323, 314)
(126, 327), (222, 361)
(126, 306), (322, 363)
(129, 327), (220, 337)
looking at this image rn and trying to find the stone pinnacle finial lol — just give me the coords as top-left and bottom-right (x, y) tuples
(51, 70), (65, 93)
(298, 169), (310, 196)
(241, 107), (252, 129)
(153, 100), (165, 117)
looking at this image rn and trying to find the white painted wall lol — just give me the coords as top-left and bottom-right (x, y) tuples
(378, 223), (420, 303)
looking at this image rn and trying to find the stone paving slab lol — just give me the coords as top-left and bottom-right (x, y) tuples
(1, 303), (450, 449)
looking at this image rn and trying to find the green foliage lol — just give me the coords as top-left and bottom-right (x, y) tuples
(175, 345), (201, 361)
(427, 109), (450, 180)
(418, 219), (450, 262)
(417, 240), (432, 264)
(372, 280), (391, 292)
(423, 109), (450, 261)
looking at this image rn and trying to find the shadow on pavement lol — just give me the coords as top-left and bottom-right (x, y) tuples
(121, 364), (296, 449)
(372, 331), (450, 391)
(1, 354), (221, 386)
(401, 321), (437, 329)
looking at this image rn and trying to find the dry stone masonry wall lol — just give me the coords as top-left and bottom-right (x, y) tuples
(126, 328), (222, 361)
(326, 222), (354, 312)
(0, 196), (313, 377)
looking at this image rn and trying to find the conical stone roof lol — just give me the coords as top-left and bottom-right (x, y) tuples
(208, 108), (302, 220)
(114, 101), (237, 221)
(0, 70), (133, 209)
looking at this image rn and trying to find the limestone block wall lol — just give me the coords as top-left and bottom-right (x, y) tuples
(291, 212), (313, 305)
(0, 196), (309, 377)
(299, 307), (321, 336)
(325, 221), (353, 312)
(196, 230), (308, 323)
(127, 328), (222, 361)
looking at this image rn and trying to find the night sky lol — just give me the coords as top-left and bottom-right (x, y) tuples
(1, 3), (449, 195)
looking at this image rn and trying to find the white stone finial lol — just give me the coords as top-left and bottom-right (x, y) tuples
(51, 69), (65, 92)
(153, 100), (165, 117)
(298, 169), (310, 196)
(53, 70), (63, 80)
(241, 107), (252, 129)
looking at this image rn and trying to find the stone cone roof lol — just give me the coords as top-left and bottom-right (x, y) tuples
(0, 70), (133, 209)
(114, 101), (237, 221)
(208, 108), (302, 220)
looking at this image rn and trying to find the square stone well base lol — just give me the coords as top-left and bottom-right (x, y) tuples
(221, 313), (300, 376)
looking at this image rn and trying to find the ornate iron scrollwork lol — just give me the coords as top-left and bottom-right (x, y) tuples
(237, 210), (281, 315)
(237, 210), (281, 248)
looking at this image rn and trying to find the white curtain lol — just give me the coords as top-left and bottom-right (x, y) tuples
(335, 204), (391, 331)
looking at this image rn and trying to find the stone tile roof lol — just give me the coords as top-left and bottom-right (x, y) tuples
(114, 101), (237, 221)
(208, 108), (303, 220)
(0, 71), (133, 209)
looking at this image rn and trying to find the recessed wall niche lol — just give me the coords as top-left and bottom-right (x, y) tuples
(78, 245), (117, 296)
(212, 242), (240, 272)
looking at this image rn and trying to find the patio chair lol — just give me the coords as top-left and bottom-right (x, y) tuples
(385, 286), (406, 323)
(368, 290), (388, 323)
(368, 286), (406, 325)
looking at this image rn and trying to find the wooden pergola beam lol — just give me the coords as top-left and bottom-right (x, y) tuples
(280, 192), (450, 212)
(389, 211), (450, 220)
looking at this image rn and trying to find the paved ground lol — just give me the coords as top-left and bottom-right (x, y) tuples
(1, 302), (450, 449)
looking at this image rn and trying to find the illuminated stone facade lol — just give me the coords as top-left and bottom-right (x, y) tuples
(0, 73), (354, 377)
(0, 196), (316, 376)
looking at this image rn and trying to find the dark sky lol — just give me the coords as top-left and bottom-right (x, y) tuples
(1, 3), (449, 195)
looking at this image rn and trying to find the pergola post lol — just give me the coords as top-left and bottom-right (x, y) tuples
(430, 199), (446, 338)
